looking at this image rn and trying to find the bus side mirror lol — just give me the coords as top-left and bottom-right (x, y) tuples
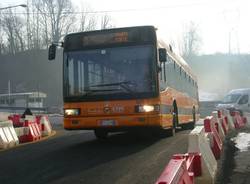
(159, 48), (166, 62)
(48, 44), (56, 60)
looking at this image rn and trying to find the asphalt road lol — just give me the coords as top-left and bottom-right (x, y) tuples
(0, 117), (190, 184)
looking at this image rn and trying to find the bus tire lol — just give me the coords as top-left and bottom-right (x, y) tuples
(94, 129), (108, 139)
(181, 106), (195, 130)
(162, 103), (177, 137)
(156, 126), (175, 138)
(187, 106), (196, 129)
(191, 106), (196, 128)
(167, 111), (176, 136)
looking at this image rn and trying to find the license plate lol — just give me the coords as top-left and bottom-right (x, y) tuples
(100, 120), (116, 126)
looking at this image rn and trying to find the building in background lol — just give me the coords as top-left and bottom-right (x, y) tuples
(0, 92), (47, 113)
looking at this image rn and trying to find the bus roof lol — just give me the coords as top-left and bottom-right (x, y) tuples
(65, 25), (156, 37)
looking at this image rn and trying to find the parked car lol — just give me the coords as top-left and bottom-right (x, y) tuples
(216, 88), (250, 113)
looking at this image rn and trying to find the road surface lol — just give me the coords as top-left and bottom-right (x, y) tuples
(0, 117), (190, 184)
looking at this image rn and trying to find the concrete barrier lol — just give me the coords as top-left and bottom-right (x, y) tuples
(188, 125), (217, 184)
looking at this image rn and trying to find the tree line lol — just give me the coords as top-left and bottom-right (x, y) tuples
(0, 0), (114, 55)
(0, 0), (202, 60)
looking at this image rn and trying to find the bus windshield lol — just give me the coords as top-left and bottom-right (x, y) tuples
(64, 45), (157, 101)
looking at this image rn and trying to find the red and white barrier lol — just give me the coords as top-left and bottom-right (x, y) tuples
(0, 112), (10, 121)
(23, 121), (42, 142)
(155, 153), (201, 184)
(0, 112), (54, 149)
(188, 125), (217, 183)
(0, 120), (19, 149)
(40, 116), (52, 137)
(222, 109), (235, 130)
(212, 111), (225, 141)
(14, 127), (30, 143)
(204, 116), (223, 159)
(231, 111), (245, 128)
(8, 114), (24, 127)
(220, 116), (229, 135)
(155, 109), (248, 184)
(243, 112), (250, 125)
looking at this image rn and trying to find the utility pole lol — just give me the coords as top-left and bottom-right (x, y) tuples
(8, 80), (11, 107)
(26, 0), (30, 50)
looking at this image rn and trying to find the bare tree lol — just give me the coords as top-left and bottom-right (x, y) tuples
(33, 0), (76, 43)
(86, 15), (98, 31)
(14, 18), (26, 52)
(1, 9), (26, 54)
(0, 12), (4, 54)
(78, 5), (98, 32)
(181, 21), (202, 60)
(0, 0), (116, 54)
(100, 14), (114, 29)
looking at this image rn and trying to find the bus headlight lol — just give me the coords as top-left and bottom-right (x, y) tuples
(135, 105), (160, 113)
(64, 109), (80, 116)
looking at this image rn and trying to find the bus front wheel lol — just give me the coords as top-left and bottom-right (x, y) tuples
(94, 129), (108, 139)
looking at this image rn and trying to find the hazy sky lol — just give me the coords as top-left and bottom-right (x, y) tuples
(1, 0), (250, 54)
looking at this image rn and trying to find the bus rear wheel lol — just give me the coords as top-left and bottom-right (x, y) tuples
(167, 112), (177, 136)
(167, 101), (178, 136)
(181, 106), (195, 130)
(94, 129), (108, 139)
(157, 108), (177, 138)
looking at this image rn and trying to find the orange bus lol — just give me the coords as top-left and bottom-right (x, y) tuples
(48, 26), (199, 139)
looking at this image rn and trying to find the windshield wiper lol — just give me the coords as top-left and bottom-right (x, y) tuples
(88, 81), (136, 93)
(81, 89), (122, 95)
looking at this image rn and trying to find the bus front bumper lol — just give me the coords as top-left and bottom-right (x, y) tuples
(64, 114), (171, 130)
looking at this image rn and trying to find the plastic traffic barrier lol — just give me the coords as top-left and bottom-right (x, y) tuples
(188, 125), (217, 184)
(14, 127), (30, 143)
(8, 114), (24, 127)
(40, 116), (52, 136)
(222, 109), (235, 130)
(23, 121), (42, 142)
(0, 112), (10, 121)
(231, 111), (245, 128)
(212, 111), (225, 140)
(220, 116), (229, 135)
(0, 120), (19, 149)
(243, 112), (250, 124)
(155, 153), (201, 184)
(204, 116), (223, 159)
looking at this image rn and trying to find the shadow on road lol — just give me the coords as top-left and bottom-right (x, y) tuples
(0, 131), (161, 184)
